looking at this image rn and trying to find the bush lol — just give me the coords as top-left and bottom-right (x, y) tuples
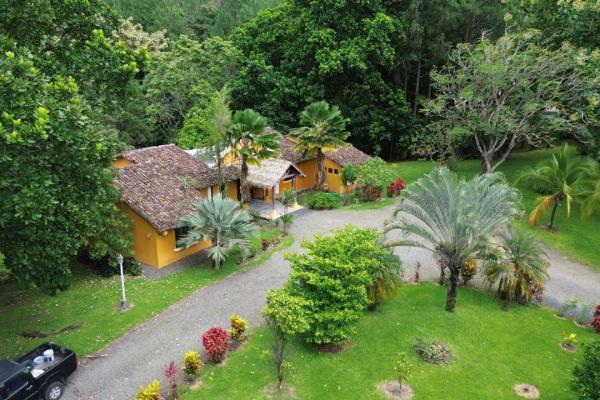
(341, 164), (359, 186)
(201, 327), (229, 363)
(261, 238), (270, 251)
(283, 226), (374, 346)
(571, 341), (600, 400)
(182, 351), (202, 379)
(79, 250), (142, 277)
(592, 305), (600, 334)
(229, 314), (248, 342)
(135, 379), (161, 400)
(307, 192), (341, 209)
(361, 186), (382, 202)
(386, 178), (405, 197)
(460, 259), (478, 285)
(355, 157), (397, 192)
(414, 339), (453, 365)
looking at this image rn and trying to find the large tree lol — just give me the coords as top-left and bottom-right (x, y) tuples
(424, 31), (598, 173)
(228, 109), (280, 204)
(0, 46), (130, 293)
(230, 0), (413, 157)
(384, 167), (520, 311)
(290, 101), (349, 191)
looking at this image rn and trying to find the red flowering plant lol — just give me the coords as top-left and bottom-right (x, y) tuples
(592, 304), (600, 334)
(386, 178), (405, 197)
(201, 327), (229, 363)
(362, 186), (382, 202)
(261, 238), (270, 251)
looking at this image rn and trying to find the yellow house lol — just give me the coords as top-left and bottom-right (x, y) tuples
(278, 135), (370, 194)
(113, 144), (241, 268)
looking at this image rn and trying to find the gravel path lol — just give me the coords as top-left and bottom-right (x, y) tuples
(63, 205), (600, 400)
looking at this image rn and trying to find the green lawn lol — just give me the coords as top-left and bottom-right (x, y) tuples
(391, 149), (600, 271)
(182, 284), (597, 400)
(0, 228), (293, 359)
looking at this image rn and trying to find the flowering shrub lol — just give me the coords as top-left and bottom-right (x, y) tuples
(135, 379), (161, 400)
(164, 361), (179, 400)
(386, 178), (405, 197)
(460, 259), (478, 284)
(261, 238), (270, 251)
(182, 351), (202, 378)
(201, 327), (229, 363)
(230, 314), (248, 342)
(361, 186), (381, 202)
(563, 333), (578, 346)
(592, 305), (600, 333)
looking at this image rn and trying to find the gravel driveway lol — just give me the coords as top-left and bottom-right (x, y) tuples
(63, 205), (600, 400)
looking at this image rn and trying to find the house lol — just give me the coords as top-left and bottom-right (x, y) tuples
(276, 135), (370, 194)
(113, 145), (240, 268)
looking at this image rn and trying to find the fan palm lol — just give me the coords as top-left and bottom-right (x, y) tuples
(515, 145), (597, 230)
(483, 227), (549, 308)
(290, 101), (349, 191)
(383, 167), (520, 311)
(228, 109), (280, 204)
(178, 195), (257, 269)
(580, 178), (600, 217)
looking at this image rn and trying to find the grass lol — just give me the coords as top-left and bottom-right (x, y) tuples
(181, 284), (597, 400)
(390, 148), (600, 271)
(0, 228), (294, 360)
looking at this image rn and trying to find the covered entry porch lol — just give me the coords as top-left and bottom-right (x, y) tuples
(247, 158), (304, 219)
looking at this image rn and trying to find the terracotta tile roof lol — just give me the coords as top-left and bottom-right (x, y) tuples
(279, 135), (371, 166)
(193, 165), (241, 189)
(114, 144), (239, 232)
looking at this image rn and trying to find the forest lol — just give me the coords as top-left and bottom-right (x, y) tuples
(0, 0), (599, 291)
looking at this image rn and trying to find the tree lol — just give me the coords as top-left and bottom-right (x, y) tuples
(144, 35), (241, 142)
(290, 101), (349, 191)
(230, 1), (414, 157)
(262, 289), (311, 391)
(424, 31), (597, 173)
(177, 196), (257, 269)
(110, 17), (168, 52)
(0, 47), (130, 293)
(228, 109), (280, 204)
(483, 227), (549, 308)
(278, 189), (295, 234)
(384, 167), (520, 311)
(571, 340), (600, 400)
(516, 146), (597, 230)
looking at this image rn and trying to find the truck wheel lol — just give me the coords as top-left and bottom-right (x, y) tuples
(44, 381), (65, 400)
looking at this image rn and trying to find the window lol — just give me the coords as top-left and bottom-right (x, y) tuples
(334, 169), (339, 175)
(174, 226), (194, 251)
(328, 168), (333, 173)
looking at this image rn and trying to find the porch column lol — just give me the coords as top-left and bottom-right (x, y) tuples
(269, 184), (280, 220)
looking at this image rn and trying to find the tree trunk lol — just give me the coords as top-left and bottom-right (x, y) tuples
(479, 157), (491, 175)
(240, 156), (250, 204)
(413, 56), (421, 115)
(445, 267), (459, 312)
(548, 198), (560, 230)
(316, 148), (325, 191)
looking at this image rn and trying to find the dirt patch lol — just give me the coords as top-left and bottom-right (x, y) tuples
(314, 341), (351, 354)
(377, 381), (414, 400)
(188, 378), (202, 390)
(264, 383), (296, 398)
(560, 342), (577, 352)
(514, 384), (540, 398)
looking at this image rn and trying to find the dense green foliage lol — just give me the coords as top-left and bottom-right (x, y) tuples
(571, 341), (600, 400)
(306, 192), (341, 210)
(182, 284), (597, 399)
(0, 46), (130, 292)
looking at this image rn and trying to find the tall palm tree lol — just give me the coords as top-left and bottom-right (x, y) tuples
(483, 227), (549, 308)
(290, 101), (349, 191)
(178, 196), (257, 269)
(515, 145), (597, 230)
(383, 167), (520, 312)
(228, 109), (280, 204)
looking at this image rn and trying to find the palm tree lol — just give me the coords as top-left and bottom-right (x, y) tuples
(483, 227), (549, 308)
(384, 167), (520, 312)
(205, 87), (233, 194)
(290, 101), (349, 191)
(228, 109), (280, 204)
(515, 145), (597, 230)
(178, 195), (257, 269)
(581, 178), (600, 217)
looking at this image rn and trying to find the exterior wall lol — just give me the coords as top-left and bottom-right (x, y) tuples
(112, 157), (134, 169)
(226, 180), (239, 200)
(119, 203), (213, 268)
(295, 159), (318, 191)
(324, 159), (349, 193)
(118, 203), (160, 267)
(155, 230), (212, 268)
(294, 158), (352, 193)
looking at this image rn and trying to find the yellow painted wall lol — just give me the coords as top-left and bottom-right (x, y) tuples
(155, 230), (212, 268)
(227, 180), (239, 200)
(295, 159), (318, 191)
(112, 157), (134, 168)
(118, 204), (159, 267)
(324, 159), (350, 193)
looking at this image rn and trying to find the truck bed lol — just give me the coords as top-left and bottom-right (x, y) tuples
(16, 343), (75, 379)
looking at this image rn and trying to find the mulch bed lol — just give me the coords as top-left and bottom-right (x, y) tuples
(560, 342), (577, 352)
(314, 341), (351, 354)
(414, 340), (453, 365)
(513, 384), (540, 399)
(377, 381), (414, 400)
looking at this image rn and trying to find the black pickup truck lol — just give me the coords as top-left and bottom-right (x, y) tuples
(0, 343), (77, 400)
